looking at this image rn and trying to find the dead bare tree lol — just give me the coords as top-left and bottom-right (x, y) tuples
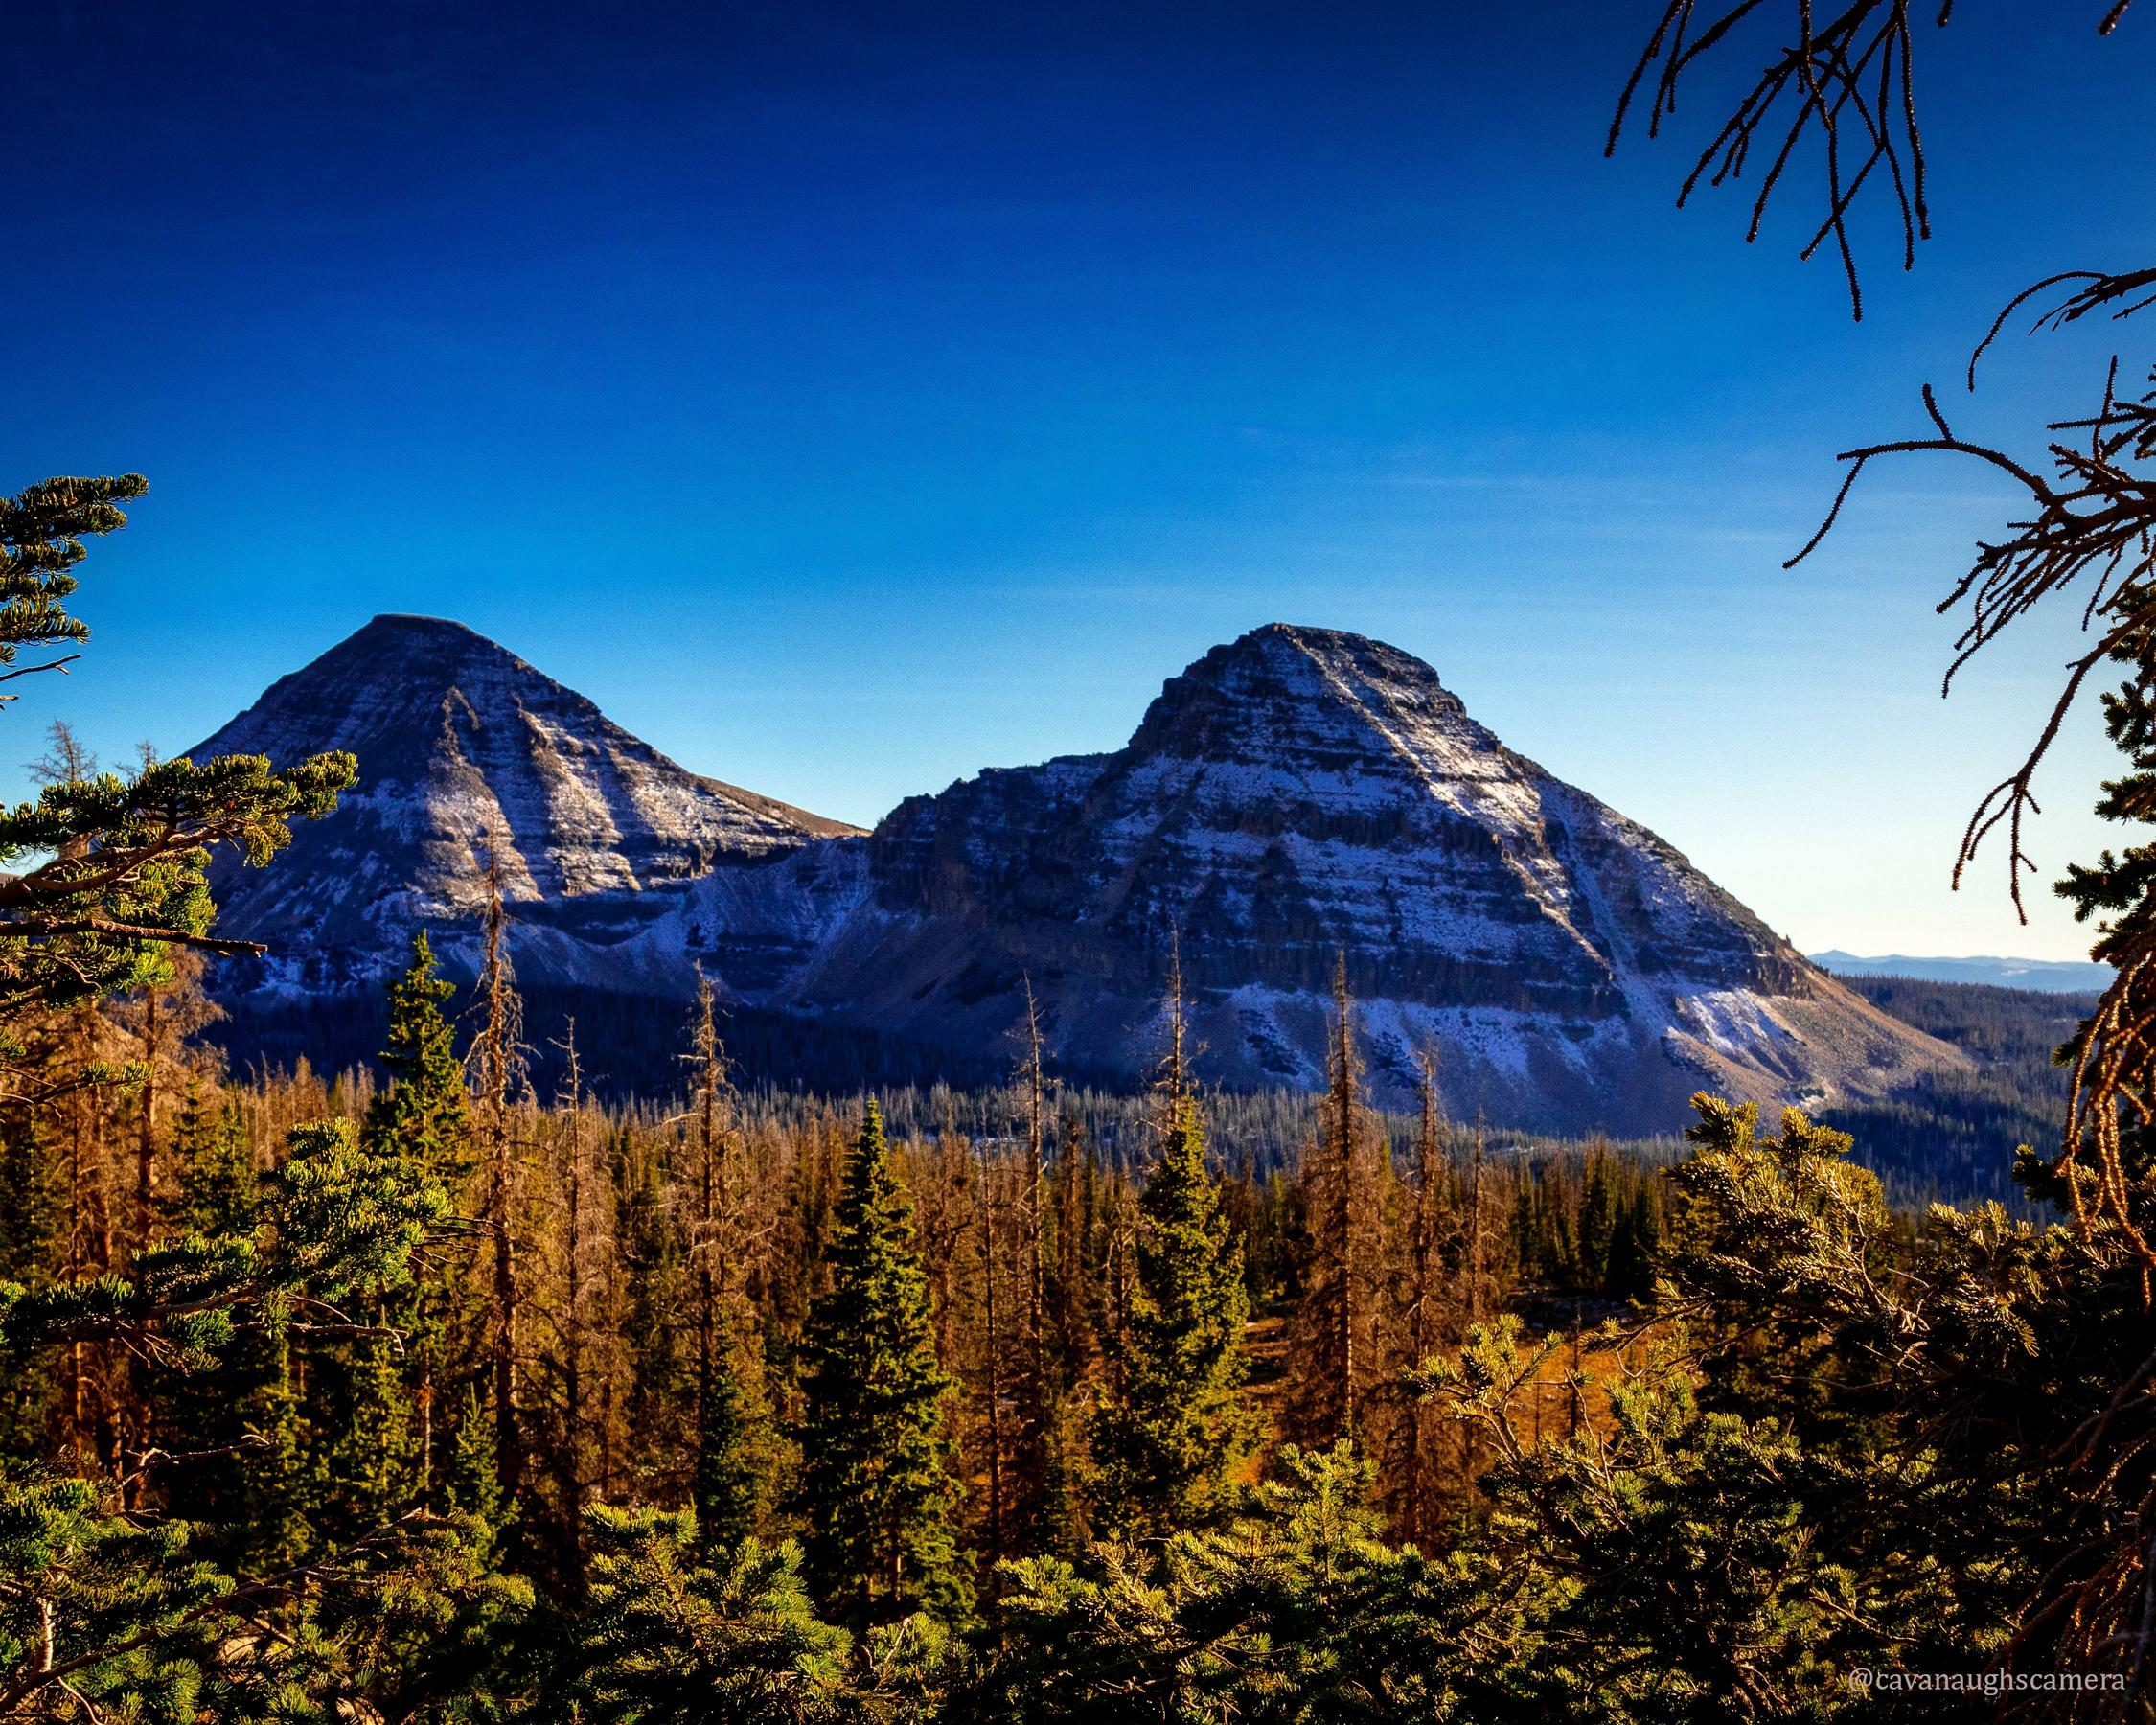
(1615, 1), (2156, 1257)
(468, 845), (531, 1500)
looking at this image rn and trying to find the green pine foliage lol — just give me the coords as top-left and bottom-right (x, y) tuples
(1088, 1094), (1261, 1537)
(574, 1508), (854, 1722)
(0, 1116), (62, 1452)
(239, 1330), (313, 1572)
(0, 476), (122, 666)
(796, 1101), (971, 1629)
(612, 1124), (696, 1500)
(321, 1329), (417, 1532)
(695, 1342), (759, 1561)
(0, 1459), (230, 1722)
(2058, 634), (2156, 960)
(949, 1442), (1521, 1722)
(0, 1113), (449, 1359)
(447, 1387), (508, 1550)
(365, 929), (471, 1182)
(0, 476), (356, 1068)
(169, 1083), (255, 1237)
(0, 749), (356, 1024)
(325, 931), (472, 1525)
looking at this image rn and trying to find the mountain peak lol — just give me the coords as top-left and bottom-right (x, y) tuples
(1230, 619), (1386, 653)
(356, 611), (488, 639)
(1211, 621), (1421, 675)
(784, 621), (1958, 1129)
(191, 616), (854, 974)
(334, 612), (510, 662)
(200, 615), (591, 776)
(1127, 620), (1483, 768)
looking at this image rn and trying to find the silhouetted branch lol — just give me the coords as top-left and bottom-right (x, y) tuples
(1611, 3), (2134, 319)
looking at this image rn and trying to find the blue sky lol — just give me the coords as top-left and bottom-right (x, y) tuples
(5, 1), (2148, 958)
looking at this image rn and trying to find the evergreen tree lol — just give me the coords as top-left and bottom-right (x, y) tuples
(695, 1325), (758, 1560)
(614, 1124), (695, 1501)
(364, 928), (470, 1182)
(446, 1385), (506, 1552)
(241, 1330), (312, 1572)
(0, 1114), (60, 1452)
(1578, 1141), (1620, 1292)
(151, 1074), (310, 1568)
(305, 936), (473, 1536)
(0, 475), (356, 1040)
(575, 1508), (854, 1723)
(322, 1327), (414, 1532)
(1088, 1094), (1260, 1537)
(368, 931), (474, 1516)
(168, 1083), (253, 1237)
(796, 1101), (970, 1627)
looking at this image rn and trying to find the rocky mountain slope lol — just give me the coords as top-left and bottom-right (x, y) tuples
(195, 617), (1959, 1132)
(191, 614), (859, 992)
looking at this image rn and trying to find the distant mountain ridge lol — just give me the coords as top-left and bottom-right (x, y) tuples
(1810, 951), (2110, 996)
(195, 616), (1961, 1133)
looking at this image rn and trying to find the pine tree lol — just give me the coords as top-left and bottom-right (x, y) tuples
(1578, 1141), (1620, 1293)
(796, 1101), (970, 1627)
(695, 1326), (757, 1560)
(613, 1124), (694, 1502)
(168, 1083), (253, 1237)
(446, 1385), (505, 1552)
(107, 950), (218, 1266)
(0, 1113), (61, 1452)
(241, 1331), (312, 1572)
(575, 1507), (853, 1721)
(469, 854), (530, 1505)
(0, 475), (356, 1036)
(323, 1327), (412, 1532)
(2054, 634), (2156, 1232)
(364, 929), (470, 1184)
(1089, 1093), (1260, 1537)
(310, 932), (470, 1527)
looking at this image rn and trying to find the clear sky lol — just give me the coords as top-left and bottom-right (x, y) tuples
(5, 2), (2148, 960)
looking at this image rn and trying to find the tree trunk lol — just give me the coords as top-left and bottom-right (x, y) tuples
(1328, 953), (1359, 1442)
(979, 1140), (1004, 1563)
(134, 984), (158, 1259)
(476, 850), (524, 1500)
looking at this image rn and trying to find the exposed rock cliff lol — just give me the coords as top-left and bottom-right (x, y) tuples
(195, 617), (1958, 1131)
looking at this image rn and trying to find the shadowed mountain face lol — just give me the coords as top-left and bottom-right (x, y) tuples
(196, 617), (1957, 1132)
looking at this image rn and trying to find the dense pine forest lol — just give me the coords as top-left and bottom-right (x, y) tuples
(1819, 976), (2095, 1209)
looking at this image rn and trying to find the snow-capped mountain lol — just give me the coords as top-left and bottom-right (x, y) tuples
(190, 614), (859, 992)
(195, 617), (1958, 1131)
